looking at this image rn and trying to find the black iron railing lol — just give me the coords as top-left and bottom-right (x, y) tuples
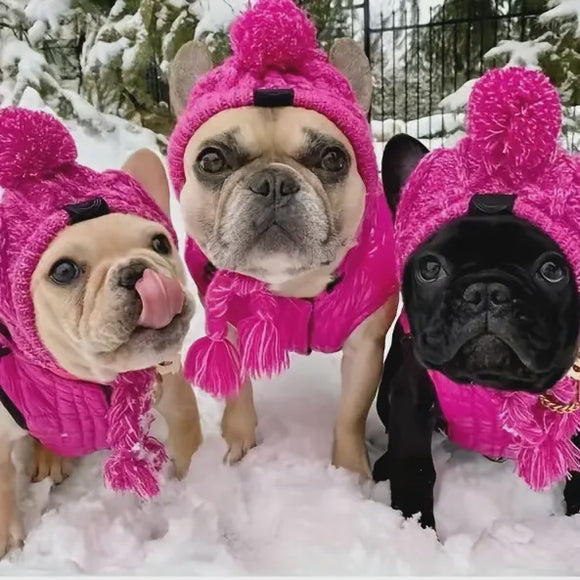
(348, 0), (548, 147)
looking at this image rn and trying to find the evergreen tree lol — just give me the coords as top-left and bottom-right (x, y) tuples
(296, 0), (353, 52)
(0, 0), (108, 131)
(80, 0), (198, 136)
(419, 0), (500, 114)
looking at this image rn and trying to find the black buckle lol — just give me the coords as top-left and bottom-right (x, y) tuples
(65, 197), (110, 225)
(469, 194), (515, 216)
(253, 88), (294, 108)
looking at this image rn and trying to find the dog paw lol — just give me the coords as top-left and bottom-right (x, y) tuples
(0, 510), (24, 559)
(331, 430), (372, 480)
(30, 440), (72, 484)
(564, 471), (580, 516)
(167, 418), (203, 480)
(389, 457), (436, 530)
(221, 393), (257, 465)
(222, 430), (257, 465)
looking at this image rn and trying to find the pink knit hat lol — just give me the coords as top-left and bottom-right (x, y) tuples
(167, 0), (397, 398)
(0, 107), (178, 498)
(168, 0), (380, 200)
(396, 67), (580, 491)
(396, 66), (580, 286)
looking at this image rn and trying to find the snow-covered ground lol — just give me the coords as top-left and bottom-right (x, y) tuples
(1, 97), (580, 576)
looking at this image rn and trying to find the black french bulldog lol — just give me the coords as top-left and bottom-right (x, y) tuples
(373, 134), (580, 531)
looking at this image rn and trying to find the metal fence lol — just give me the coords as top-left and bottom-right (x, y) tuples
(348, 0), (547, 147)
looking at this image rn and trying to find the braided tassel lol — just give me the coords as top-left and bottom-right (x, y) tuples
(184, 271), (244, 398)
(238, 290), (289, 379)
(104, 369), (166, 498)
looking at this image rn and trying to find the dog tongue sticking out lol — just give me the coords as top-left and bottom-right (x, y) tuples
(136, 269), (184, 329)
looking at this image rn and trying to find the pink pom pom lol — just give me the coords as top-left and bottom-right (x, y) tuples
(238, 315), (289, 379)
(184, 336), (244, 398)
(467, 67), (561, 173)
(231, 0), (318, 73)
(0, 107), (77, 189)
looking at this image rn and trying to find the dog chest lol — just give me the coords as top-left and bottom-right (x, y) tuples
(430, 370), (514, 460)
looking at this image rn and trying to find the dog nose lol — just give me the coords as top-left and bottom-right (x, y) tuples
(118, 263), (147, 290)
(463, 281), (512, 308)
(488, 282), (511, 306)
(463, 282), (485, 306)
(248, 170), (300, 198)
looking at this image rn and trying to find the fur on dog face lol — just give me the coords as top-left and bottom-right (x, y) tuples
(403, 216), (579, 391)
(31, 152), (194, 384)
(383, 134), (580, 392)
(180, 107), (365, 284)
(170, 38), (372, 286)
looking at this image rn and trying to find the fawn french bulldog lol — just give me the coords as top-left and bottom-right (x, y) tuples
(0, 108), (201, 556)
(167, 0), (399, 476)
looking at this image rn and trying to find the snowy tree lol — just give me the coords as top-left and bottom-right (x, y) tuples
(369, 1), (425, 124)
(297, 0), (354, 52)
(0, 1), (85, 116)
(80, 0), (198, 136)
(0, 0), (124, 133)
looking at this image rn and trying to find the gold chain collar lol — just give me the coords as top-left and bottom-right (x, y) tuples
(538, 362), (580, 414)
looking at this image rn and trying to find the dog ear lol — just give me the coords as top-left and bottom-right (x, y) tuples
(382, 134), (429, 216)
(329, 38), (373, 114)
(169, 40), (214, 117)
(122, 149), (171, 217)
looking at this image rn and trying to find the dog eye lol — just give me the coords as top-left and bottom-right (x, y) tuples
(49, 259), (81, 286)
(417, 256), (445, 283)
(320, 147), (347, 172)
(152, 234), (172, 255)
(539, 260), (568, 284)
(197, 147), (227, 173)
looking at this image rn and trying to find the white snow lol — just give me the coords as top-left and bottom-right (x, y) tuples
(86, 38), (131, 68)
(23, 0), (70, 29)
(540, 0), (580, 36)
(484, 39), (554, 69)
(0, 39), (45, 85)
(191, 0), (252, 39)
(0, 102), (579, 575)
(439, 78), (478, 113)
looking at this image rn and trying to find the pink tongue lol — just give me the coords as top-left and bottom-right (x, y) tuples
(136, 269), (184, 329)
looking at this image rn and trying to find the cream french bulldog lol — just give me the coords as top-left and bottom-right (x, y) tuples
(167, 0), (399, 478)
(0, 108), (201, 556)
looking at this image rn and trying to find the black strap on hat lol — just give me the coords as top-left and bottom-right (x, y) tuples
(253, 88), (295, 107)
(468, 193), (515, 216)
(64, 197), (110, 225)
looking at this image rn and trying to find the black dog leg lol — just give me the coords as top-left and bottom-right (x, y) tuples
(564, 434), (580, 515)
(373, 330), (437, 529)
(375, 322), (406, 434)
